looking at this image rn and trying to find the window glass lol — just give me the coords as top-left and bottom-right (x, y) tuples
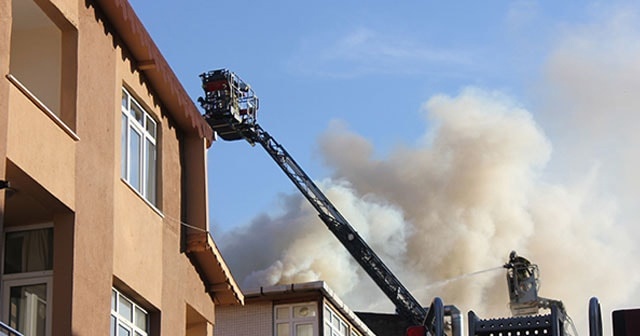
(131, 102), (144, 124)
(129, 129), (142, 191)
(145, 140), (156, 205)
(111, 288), (148, 336)
(276, 323), (290, 336)
(2, 226), (54, 336)
(9, 283), (47, 336)
(296, 323), (314, 336)
(111, 315), (117, 336)
(121, 88), (158, 206)
(145, 116), (156, 138)
(118, 325), (131, 336)
(275, 303), (318, 336)
(112, 290), (117, 310)
(4, 228), (53, 274)
(276, 307), (289, 320)
(134, 307), (147, 330)
(121, 113), (128, 178)
(121, 89), (129, 109)
(324, 304), (350, 336)
(119, 297), (133, 321)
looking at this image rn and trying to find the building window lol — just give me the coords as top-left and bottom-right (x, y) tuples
(323, 305), (348, 336)
(274, 302), (318, 336)
(10, 0), (77, 129)
(121, 88), (158, 206)
(111, 288), (149, 336)
(1, 226), (54, 336)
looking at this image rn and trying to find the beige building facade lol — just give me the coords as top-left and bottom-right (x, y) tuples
(0, 0), (242, 335)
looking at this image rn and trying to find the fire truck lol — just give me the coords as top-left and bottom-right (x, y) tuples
(198, 69), (639, 336)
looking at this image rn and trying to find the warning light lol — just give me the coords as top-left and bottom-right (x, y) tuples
(405, 325), (426, 336)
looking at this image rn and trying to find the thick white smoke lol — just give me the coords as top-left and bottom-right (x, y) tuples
(315, 89), (551, 315)
(239, 181), (410, 296)
(218, 6), (640, 335)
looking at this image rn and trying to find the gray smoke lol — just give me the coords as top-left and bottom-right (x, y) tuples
(218, 6), (640, 335)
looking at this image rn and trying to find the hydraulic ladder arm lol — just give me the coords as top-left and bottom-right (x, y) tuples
(198, 69), (448, 332)
(246, 124), (428, 325)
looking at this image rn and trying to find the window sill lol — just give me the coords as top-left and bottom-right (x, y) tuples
(120, 178), (164, 218)
(2, 270), (54, 281)
(6, 74), (80, 141)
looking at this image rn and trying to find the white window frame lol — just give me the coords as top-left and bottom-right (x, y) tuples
(121, 88), (158, 206)
(2, 277), (53, 336)
(274, 302), (319, 336)
(1, 224), (54, 336)
(111, 288), (149, 336)
(323, 304), (349, 336)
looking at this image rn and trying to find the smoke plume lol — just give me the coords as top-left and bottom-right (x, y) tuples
(218, 6), (640, 334)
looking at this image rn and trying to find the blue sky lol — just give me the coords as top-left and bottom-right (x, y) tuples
(129, 1), (640, 330)
(128, 0), (584, 231)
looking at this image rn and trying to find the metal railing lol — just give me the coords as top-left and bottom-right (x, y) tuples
(0, 321), (23, 336)
(589, 297), (603, 336)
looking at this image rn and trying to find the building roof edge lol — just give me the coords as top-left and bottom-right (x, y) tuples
(94, 0), (214, 144)
(244, 281), (376, 336)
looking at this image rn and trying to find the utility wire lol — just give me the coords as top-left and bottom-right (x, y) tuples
(162, 214), (209, 233)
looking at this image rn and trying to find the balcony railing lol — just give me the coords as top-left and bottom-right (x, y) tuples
(0, 321), (23, 336)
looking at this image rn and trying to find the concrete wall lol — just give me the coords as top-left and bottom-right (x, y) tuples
(0, 0), (218, 335)
(5, 83), (76, 209)
(0, 0), (9, 242)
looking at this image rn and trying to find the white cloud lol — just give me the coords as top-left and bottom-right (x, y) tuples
(505, 0), (540, 31)
(287, 27), (472, 78)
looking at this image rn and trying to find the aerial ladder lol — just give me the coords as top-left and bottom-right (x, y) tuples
(503, 251), (567, 318)
(198, 69), (449, 335)
(466, 251), (579, 336)
(198, 69), (622, 336)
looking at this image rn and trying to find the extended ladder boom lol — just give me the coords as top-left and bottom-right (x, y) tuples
(198, 68), (428, 326)
(246, 125), (427, 325)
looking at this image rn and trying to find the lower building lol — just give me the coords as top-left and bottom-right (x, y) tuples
(215, 281), (375, 336)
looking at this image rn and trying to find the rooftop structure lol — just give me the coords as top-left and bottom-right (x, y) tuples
(215, 281), (376, 336)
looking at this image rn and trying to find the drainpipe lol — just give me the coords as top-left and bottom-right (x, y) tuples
(445, 305), (463, 336)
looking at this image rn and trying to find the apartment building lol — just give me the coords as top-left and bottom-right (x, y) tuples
(0, 0), (243, 335)
(215, 281), (375, 336)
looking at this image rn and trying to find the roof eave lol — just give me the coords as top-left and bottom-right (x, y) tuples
(94, 0), (214, 144)
(185, 231), (244, 306)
